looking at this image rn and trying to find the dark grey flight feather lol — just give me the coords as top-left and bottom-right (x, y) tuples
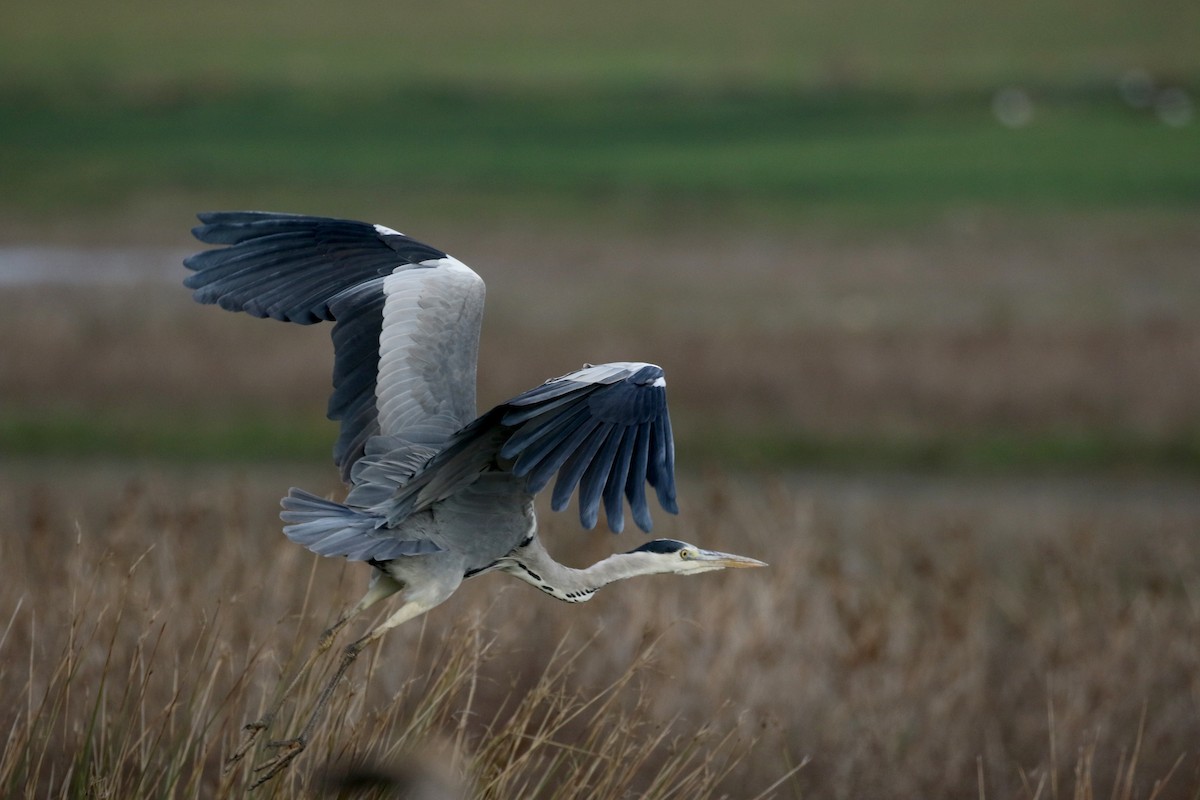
(382, 362), (678, 534)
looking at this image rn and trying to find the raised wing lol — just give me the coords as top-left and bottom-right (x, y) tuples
(383, 362), (678, 533)
(184, 211), (485, 480)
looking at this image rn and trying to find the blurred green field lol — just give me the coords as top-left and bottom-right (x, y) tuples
(6, 0), (1199, 91)
(2, 0), (1197, 231)
(3, 86), (1197, 231)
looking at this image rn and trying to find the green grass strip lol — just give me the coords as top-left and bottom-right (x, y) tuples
(4, 411), (1198, 475)
(687, 426), (1200, 474)
(3, 85), (1197, 226)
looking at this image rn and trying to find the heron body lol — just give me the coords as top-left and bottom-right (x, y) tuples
(183, 211), (764, 784)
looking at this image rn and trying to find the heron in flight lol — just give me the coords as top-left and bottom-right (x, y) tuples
(184, 211), (765, 785)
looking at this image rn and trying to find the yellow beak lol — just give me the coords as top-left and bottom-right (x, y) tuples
(697, 549), (768, 569)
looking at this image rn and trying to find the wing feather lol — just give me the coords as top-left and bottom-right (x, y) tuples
(578, 425), (621, 529)
(507, 405), (593, 474)
(375, 262), (485, 444)
(185, 211), (484, 480)
(523, 417), (603, 496)
(647, 411), (678, 513)
(623, 422), (652, 532)
(381, 362), (678, 533)
(551, 421), (613, 513)
(602, 429), (637, 533)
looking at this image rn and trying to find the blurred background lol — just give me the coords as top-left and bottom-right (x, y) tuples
(2, 0), (1199, 797)
(1, 0), (1198, 467)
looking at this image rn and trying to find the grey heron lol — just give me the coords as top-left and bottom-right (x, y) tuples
(184, 211), (765, 785)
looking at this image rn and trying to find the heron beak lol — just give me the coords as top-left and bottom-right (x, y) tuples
(697, 549), (768, 569)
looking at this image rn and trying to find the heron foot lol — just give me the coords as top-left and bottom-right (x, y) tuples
(224, 716), (273, 772)
(249, 736), (308, 788)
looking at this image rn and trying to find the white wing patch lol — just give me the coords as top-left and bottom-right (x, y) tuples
(563, 361), (665, 386)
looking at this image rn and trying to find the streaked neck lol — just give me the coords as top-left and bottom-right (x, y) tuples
(500, 535), (666, 604)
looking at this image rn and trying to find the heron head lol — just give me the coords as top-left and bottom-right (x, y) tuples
(627, 538), (767, 575)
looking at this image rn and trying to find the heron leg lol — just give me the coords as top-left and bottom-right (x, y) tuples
(226, 573), (402, 771)
(249, 591), (442, 788)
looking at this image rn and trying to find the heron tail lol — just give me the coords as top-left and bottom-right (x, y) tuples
(280, 489), (442, 561)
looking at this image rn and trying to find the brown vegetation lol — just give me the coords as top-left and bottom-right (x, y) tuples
(2, 465), (1198, 797)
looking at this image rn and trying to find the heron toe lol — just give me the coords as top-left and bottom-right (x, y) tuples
(250, 737), (308, 787)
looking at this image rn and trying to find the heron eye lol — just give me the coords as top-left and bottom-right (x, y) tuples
(680, 549), (693, 560)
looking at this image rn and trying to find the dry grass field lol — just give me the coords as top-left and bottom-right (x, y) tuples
(2, 464), (1199, 798)
(2, 216), (1200, 798)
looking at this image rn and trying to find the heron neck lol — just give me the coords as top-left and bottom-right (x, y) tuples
(503, 536), (661, 604)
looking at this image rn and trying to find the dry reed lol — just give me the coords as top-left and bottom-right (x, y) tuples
(2, 465), (1198, 798)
